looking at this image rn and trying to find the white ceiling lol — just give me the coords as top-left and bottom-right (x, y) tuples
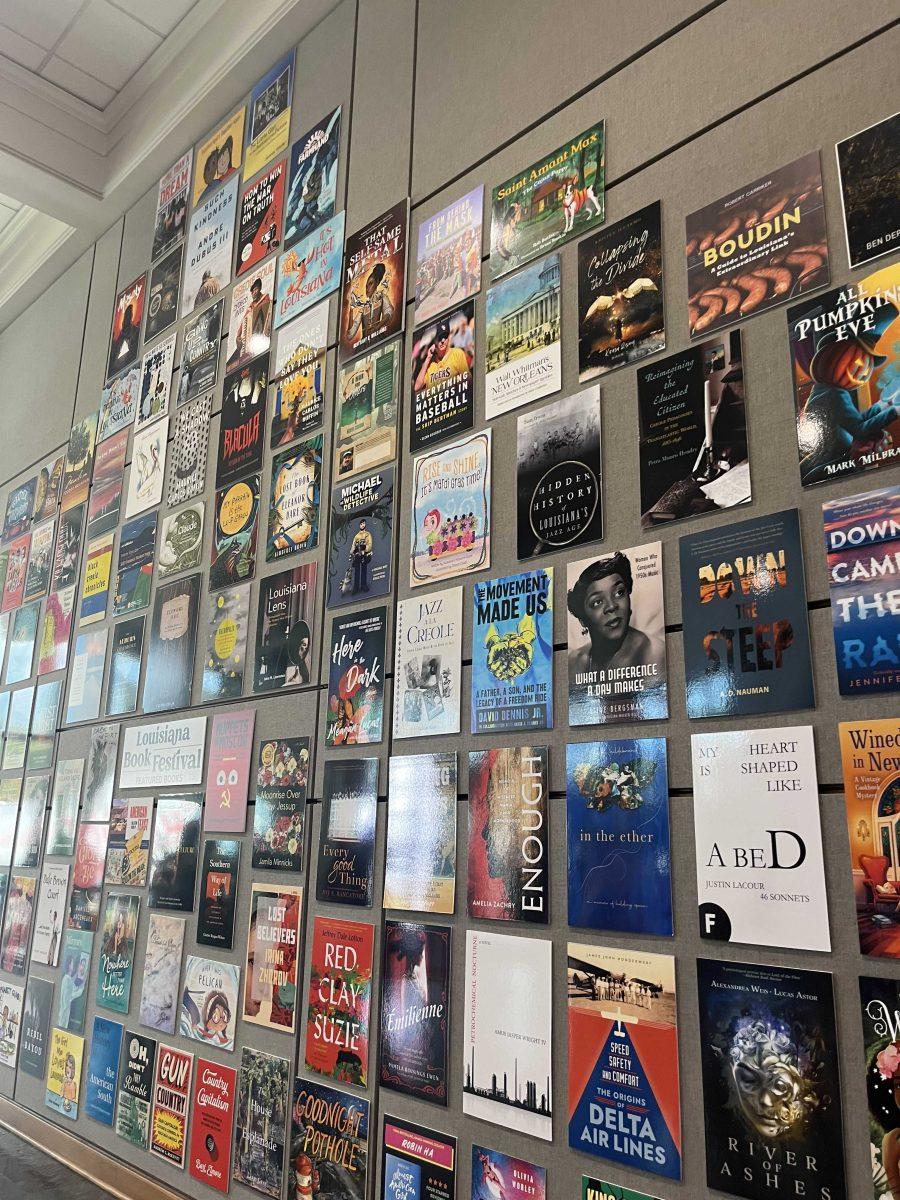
(0, 0), (343, 332)
(0, 0), (202, 109)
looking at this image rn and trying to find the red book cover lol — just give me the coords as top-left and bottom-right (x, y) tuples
(2, 533), (30, 613)
(237, 160), (286, 276)
(150, 1042), (193, 1168)
(304, 916), (373, 1088)
(189, 1057), (236, 1192)
(204, 709), (256, 833)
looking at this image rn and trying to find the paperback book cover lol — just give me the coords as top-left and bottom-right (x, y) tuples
(471, 567), (553, 733)
(33, 454), (63, 523)
(217, 353), (268, 487)
(860, 974), (900, 1199)
(679, 509), (814, 718)
(98, 368), (138, 442)
(212, 475), (259, 590)
(410, 429), (491, 588)
(243, 882), (302, 1033)
(304, 916), (373, 1087)
(96, 892), (139, 1013)
(197, 839), (240, 950)
(105, 796), (151, 886)
(84, 1015), (123, 1125)
(567, 543), (668, 724)
(152, 149), (191, 262)
(697, 958), (845, 1200)
(201, 583), (250, 701)
(23, 518), (55, 601)
(27, 680), (60, 767)
(382, 1119), (456, 1200)
(45, 1027), (84, 1120)
(114, 511), (157, 615)
(137, 331), (176, 426)
(144, 244), (183, 341)
(840, 717), (900, 957)
(31, 863), (69, 966)
(116, 1031), (157, 1149)
(384, 752), (457, 914)
(1, 532), (29, 612)
(472, 1147), (546, 1200)
(61, 413), (98, 514)
(410, 299), (475, 449)
(516, 388), (603, 558)
(226, 259), (274, 369)
(12, 775), (47, 868)
(6, 603), (38, 682)
(181, 175), (239, 316)
(3, 477), (35, 540)
(284, 107), (341, 250)
(692, 726), (829, 950)
(335, 338), (398, 480)
(489, 123), (604, 279)
(142, 573), (200, 712)
(80, 532), (114, 624)
(790, 264), (900, 487)
(38, 586), (75, 675)
(3, 685), (33, 769)
(179, 955), (240, 1052)
(339, 200), (408, 361)
(379, 919), (450, 1104)
(46, 758), (83, 856)
(158, 502), (204, 578)
(0, 981), (22, 1066)
(578, 200), (664, 380)
(106, 618), (144, 717)
(150, 1042), (193, 1167)
(485, 254), (561, 418)
(686, 152), (829, 338)
(467, 746), (549, 923)
(327, 467), (394, 607)
(178, 299), (223, 403)
(325, 607), (385, 746)
(566, 738), (672, 936)
(290, 1079), (369, 1200)
(204, 708), (255, 833)
(148, 794), (201, 912)
(267, 435), (322, 560)
(169, 392), (211, 505)
(67, 823), (108, 932)
(568, 943), (681, 1179)
(83, 721), (119, 820)
(88, 427), (128, 538)
(253, 563), (317, 690)
(107, 274), (145, 380)
(252, 736), (309, 871)
(57, 929), (92, 1033)
(271, 299), (327, 444)
(836, 111), (900, 267)
(52, 505), (83, 590)
(245, 51), (292, 177)
(316, 758), (378, 907)
(393, 587), (462, 739)
(238, 159), (285, 275)
(415, 186), (483, 325)
(233, 1048), (289, 1198)
(124, 418), (167, 519)
(638, 330), (749, 528)
(463, 929), (552, 1140)
(189, 1057), (236, 1193)
(275, 211), (344, 327)
(139, 913), (185, 1033)
(20, 976), (53, 1079)
(823, 484), (900, 695)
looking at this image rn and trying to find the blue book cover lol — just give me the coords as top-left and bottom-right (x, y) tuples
(471, 568), (553, 734)
(566, 737), (672, 935)
(823, 484), (900, 695)
(679, 507), (814, 718)
(85, 1015), (123, 1125)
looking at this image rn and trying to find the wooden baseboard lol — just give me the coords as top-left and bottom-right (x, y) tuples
(0, 1096), (184, 1200)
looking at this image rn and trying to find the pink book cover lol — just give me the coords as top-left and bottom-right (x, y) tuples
(203, 709), (256, 833)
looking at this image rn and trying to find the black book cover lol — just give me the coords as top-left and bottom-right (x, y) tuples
(148, 795), (201, 912)
(106, 616), (145, 717)
(196, 838), (240, 950)
(19, 975), (53, 1078)
(216, 353), (268, 487)
(697, 958), (846, 1200)
(178, 298), (223, 405)
(253, 563), (317, 692)
(252, 737), (310, 871)
(326, 467), (394, 608)
(316, 758), (378, 906)
(142, 574), (201, 713)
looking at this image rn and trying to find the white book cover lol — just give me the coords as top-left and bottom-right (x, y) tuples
(393, 586), (462, 739)
(31, 863), (70, 966)
(0, 981), (23, 1067)
(462, 929), (552, 1141)
(691, 725), (830, 951)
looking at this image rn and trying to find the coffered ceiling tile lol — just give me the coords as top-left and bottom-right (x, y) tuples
(41, 54), (117, 110)
(53, 0), (161, 92)
(0, 0), (84, 51)
(108, 0), (199, 38)
(0, 24), (47, 71)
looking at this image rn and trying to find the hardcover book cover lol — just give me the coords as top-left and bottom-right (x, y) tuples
(275, 212), (344, 327)
(327, 468), (394, 608)
(181, 175), (239, 316)
(410, 299), (475, 450)
(67, 823), (109, 932)
(105, 796), (151, 886)
(283, 107), (341, 250)
(384, 753), (457, 914)
(464, 929), (552, 1140)
(568, 943), (681, 1179)
(178, 299), (223, 404)
(471, 568), (553, 733)
(686, 152), (829, 338)
(697, 958), (844, 1199)
(0, 980), (22, 1067)
(31, 863), (69, 966)
(339, 200), (408, 361)
(467, 746), (549, 924)
(158, 503), (204, 578)
(393, 587), (462, 739)
(692, 725), (829, 950)
(212, 475), (259, 590)
(107, 274), (145, 380)
(61, 413), (98, 514)
(148, 794), (201, 912)
(316, 758), (378, 907)
(472, 1147), (546, 1200)
(179, 955), (240, 1052)
(253, 563), (317, 690)
(23, 518), (55, 601)
(137, 330), (176, 427)
(113, 511), (157, 615)
(84, 1015), (123, 1126)
(99, 369), (138, 442)
(189, 1058), (236, 1192)
(106, 616), (144, 717)
(12, 775), (47, 868)
(859, 974), (900, 1198)
(115, 1030), (156, 1149)
(201, 584), (250, 701)
(290, 1079), (369, 1200)
(244, 52), (292, 178)
(150, 1042), (193, 1167)
(95, 892), (140, 1013)
(381, 1119), (456, 1200)
(252, 736), (309, 871)
(226, 259), (275, 369)
(414, 185), (483, 325)
(267, 435), (322, 560)
(679, 509), (814, 718)
(144, 244), (182, 341)
(169, 392), (211, 505)
(233, 1048), (289, 1197)
(485, 255), (560, 419)
(45, 1027), (84, 1120)
(52, 504), (84, 590)
(578, 201), (665, 380)
(335, 339), (398, 482)
(139, 913), (185, 1033)
(304, 916), (373, 1087)
(204, 708), (255, 832)
(325, 607), (385, 746)
(237, 159), (285, 275)
(410, 430), (491, 588)
(46, 758), (83, 856)
(142, 573), (201, 712)
(566, 738), (672, 936)
(217, 353), (268, 487)
(19, 976), (53, 1079)
(243, 882), (302, 1033)
(152, 149), (191, 262)
(83, 721), (119, 820)
(836, 111), (900, 267)
(271, 298), (327, 444)
(124, 418), (167, 518)
(56, 929), (92, 1033)
(379, 919), (450, 1105)
(197, 839), (240, 950)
